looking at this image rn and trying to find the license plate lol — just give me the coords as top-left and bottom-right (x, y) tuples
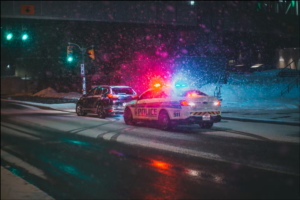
(203, 114), (210, 121)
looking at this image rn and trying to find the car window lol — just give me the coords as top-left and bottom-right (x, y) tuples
(178, 90), (208, 97)
(139, 90), (153, 100)
(102, 88), (109, 95)
(112, 88), (134, 95)
(95, 88), (103, 95)
(87, 88), (95, 97)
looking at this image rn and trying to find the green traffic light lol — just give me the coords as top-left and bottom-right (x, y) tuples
(22, 34), (28, 40)
(6, 33), (13, 40)
(67, 57), (73, 62)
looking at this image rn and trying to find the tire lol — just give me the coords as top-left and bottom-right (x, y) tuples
(97, 104), (106, 119)
(76, 104), (87, 116)
(124, 107), (136, 125)
(199, 122), (213, 129)
(158, 110), (171, 130)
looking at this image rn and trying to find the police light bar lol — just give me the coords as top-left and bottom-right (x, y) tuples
(175, 83), (187, 88)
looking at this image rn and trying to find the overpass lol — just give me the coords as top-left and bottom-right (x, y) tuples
(1, 1), (197, 26)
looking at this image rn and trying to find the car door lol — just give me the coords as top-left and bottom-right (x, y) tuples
(133, 90), (153, 119)
(91, 87), (103, 109)
(83, 88), (96, 110)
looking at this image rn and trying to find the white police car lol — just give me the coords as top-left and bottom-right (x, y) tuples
(123, 83), (221, 130)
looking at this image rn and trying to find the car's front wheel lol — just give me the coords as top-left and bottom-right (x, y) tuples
(76, 104), (87, 116)
(199, 122), (213, 129)
(124, 107), (136, 125)
(97, 104), (106, 119)
(158, 110), (171, 130)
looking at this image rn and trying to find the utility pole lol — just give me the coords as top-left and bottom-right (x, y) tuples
(68, 42), (94, 95)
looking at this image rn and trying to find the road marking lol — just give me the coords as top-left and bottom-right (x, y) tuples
(1, 122), (44, 139)
(103, 132), (118, 141)
(1, 126), (41, 141)
(1, 150), (47, 180)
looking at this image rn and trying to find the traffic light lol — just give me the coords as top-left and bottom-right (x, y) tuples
(21, 25), (28, 41)
(5, 26), (13, 40)
(22, 33), (28, 40)
(88, 49), (95, 60)
(6, 33), (13, 40)
(67, 46), (73, 62)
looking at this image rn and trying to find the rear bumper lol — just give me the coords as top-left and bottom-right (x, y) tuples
(171, 115), (221, 125)
(110, 105), (125, 114)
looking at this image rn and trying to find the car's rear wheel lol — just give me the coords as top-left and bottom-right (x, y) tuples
(124, 107), (136, 125)
(158, 110), (171, 130)
(76, 104), (87, 116)
(97, 104), (106, 119)
(199, 122), (213, 129)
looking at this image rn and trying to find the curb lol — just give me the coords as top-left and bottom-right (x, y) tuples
(2, 98), (299, 126)
(8, 96), (78, 104)
(1, 166), (54, 200)
(222, 116), (300, 126)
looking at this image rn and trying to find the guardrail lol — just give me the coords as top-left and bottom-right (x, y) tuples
(281, 77), (299, 96)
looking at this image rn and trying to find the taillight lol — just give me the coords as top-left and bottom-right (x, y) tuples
(187, 93), (197, 97)
(180, 100), (189, 106)
(131, 94), (138, 98)
(214, 100), (221, 106)
(107, 94), (119, 99)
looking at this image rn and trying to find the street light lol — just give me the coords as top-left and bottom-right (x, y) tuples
(190, 1), (195, 5)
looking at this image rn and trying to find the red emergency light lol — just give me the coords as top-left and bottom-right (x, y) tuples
(154, 83), (161, 87)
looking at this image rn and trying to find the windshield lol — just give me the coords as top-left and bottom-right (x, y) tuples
(112, 88), (134, 95)
(177, 90), (208, 97)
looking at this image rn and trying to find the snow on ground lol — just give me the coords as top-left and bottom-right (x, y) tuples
(200, 69), (300, 110)
(32, 87), (81, 99)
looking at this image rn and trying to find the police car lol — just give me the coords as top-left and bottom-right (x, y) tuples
(76, 85), (138, 118)
(123, 83), (221, 130)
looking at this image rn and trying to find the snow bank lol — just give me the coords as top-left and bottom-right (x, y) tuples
(33, 87), (81, 99)
(200, 70), (300, 110)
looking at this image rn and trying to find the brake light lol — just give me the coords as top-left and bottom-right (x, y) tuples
(187, 93), (197, 97)
(180, 100), (189, 106)
(214, 100), (221, 106)
(107, 94), (119, 99)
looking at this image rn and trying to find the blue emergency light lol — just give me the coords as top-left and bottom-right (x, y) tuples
(175, 82), (187, 88)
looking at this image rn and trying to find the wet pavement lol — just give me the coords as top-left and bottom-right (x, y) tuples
(1, 100), (299, 199)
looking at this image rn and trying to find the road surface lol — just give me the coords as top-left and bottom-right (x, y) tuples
(1, 100), (299, 199)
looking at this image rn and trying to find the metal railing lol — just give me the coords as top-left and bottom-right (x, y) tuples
(277, 60), (295, 77)
(281, 77), (299, 96)
(214, 74), (222, 99)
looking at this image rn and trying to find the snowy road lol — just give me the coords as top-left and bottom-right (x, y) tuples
(1, 99), (299, 199)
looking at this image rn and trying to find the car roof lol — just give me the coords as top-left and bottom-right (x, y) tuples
(142, 86), (207, 97)
(92, 85), (132, 88)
